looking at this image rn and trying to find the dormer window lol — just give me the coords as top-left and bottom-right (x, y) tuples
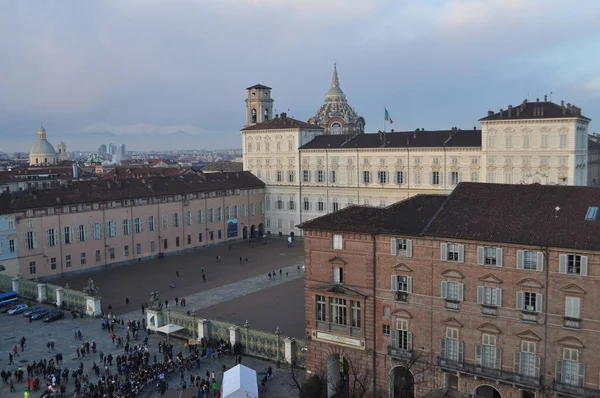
(585, 206), (598, 221)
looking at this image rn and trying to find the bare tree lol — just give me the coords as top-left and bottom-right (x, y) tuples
(389, 350), (436, 398)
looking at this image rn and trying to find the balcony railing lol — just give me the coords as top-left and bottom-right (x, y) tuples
(445, 299), (461, 311)
(315, 321), (362, 337)
(437, 357), (542, 389)
(553, 380), (600, 397)
(520, 310), (539, 323)
(564, 317), (581, 329)
(388, 346), (415, 362)
(481, 304), (498, 316)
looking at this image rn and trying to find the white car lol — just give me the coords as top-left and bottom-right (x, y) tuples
(8, 304), (28, 315)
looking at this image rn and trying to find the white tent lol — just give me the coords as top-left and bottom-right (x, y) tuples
(155, 324), (184, 335)
(222, 364), (258, 398)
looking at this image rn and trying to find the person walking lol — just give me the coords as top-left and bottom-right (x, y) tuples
(13, 345), (19, 357)
(175, 297), (179, 306)
(125, 297), (129, 305)
(202, 274), (206, 282)
(176, 270), (180, 278)
(268, 272), (271, 280)
(9, 353), (14, 364)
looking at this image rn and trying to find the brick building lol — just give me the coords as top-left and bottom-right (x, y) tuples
(300, 182), (600, 398)
(0, 171), (265, 278)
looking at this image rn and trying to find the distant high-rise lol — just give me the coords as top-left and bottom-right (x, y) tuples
(120, 144), (126, 157)
(108, 143), (118, 155)
(98, 144), (107, 155)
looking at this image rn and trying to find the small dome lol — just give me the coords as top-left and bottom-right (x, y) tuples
(38, 126), (46, 133)
(30, 140), (58, 156)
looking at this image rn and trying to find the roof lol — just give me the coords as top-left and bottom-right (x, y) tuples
(241, 114), (323, 131)
(299, 195), (447, 235)
(246, 84), (271, 90)
(200, 161), (243, 173)
(0, 171), (264, 214)
(299, 129), (481, 150)
(479, 100), (590, 121)
(30, 139), (57, 156)
(425, 182), (600, 251)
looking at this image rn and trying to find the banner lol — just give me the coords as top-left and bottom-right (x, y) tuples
(227, 218), (238, 238)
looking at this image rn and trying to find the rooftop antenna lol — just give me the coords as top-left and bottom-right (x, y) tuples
(549, 91), (553, 102)
(554, 206), (560, 218)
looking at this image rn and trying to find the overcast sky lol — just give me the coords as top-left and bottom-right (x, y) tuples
(1, 0), (599, 152)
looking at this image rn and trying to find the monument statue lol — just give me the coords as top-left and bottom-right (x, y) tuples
(82, 278), (99, 296)
(149, 291), (163, 310)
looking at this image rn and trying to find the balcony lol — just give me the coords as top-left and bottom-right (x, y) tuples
(553, 380), (600, 397)
(520, 310), (539, 323)
(396, 291), (409, 303)
(445, 299), (461, 311)
(481, 304), (498, 317)
(437, 357), (542, 389)
(564, 317), (581, 329)
(315, 321), (362, 337)
(388, 345), (415, 362)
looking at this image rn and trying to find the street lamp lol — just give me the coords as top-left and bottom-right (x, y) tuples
(275, 326), (281, 368)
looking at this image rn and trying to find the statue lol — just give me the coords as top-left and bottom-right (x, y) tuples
(82, 278), (99, 296)
(149, 291), (163, 310)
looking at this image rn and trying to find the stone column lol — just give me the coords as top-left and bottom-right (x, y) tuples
(146, 309), (164, 331)
(85, 296), (101, 316)
(11, 277), (19, 294)
(56, 287), (64, 309)
(229, 325), (240, 345)
(197, 318), (210, 341)
(37, 284), (47, 303)
(284, 337), (296, 364)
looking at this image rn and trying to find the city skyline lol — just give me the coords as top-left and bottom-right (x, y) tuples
(1, 0), (599, 152)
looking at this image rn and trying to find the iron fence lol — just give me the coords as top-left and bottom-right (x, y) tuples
(20, 279), (38, 300)
(0, 274), (13, 292)
(62, 288), (86, 311)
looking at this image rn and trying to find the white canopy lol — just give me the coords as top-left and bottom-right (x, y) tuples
(155, 324), (184, 335)
(222, 364), (258, 398)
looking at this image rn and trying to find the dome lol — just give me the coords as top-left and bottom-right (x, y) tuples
(38, 126), (46, 133)
(30, 139), (57, 156)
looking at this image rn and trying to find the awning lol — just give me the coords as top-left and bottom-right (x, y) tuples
(155, 324), (185, 335)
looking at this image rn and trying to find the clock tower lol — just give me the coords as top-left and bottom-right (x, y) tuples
(245, 84), (274, 127)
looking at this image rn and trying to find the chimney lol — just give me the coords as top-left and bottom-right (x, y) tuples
(487, 111), (493, 116)
(516, 107), (520, 117)
(536, 97), (540, 102)
(275, 114), (279, 118)
(281, 112), (287, 119)
(499, 108), (503, 117)
(473, 126), (477, 130)
(413, 129), (418, 139)
(508, 105), (513, 117)
(406, 137), (410, 145)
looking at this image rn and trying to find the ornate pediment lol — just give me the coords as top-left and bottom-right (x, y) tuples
(309, 283), (367, 298)
(517, 278), (543, 289)
(516, 330), (542, 341)
(392, 309), (412, 319)
(558, 336), (585, 349)
(329, 255), (347, 265)
(393, 263), (413, 272)
(477, 323), (501, 335)
(441, 269), (465, 280)
(441, 317), (463, 328)
(478, 274), (503, 284)
(560, 284), (586, 295)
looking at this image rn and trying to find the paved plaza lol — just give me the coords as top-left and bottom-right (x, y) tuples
(59, 239), (306, 337)
(0, 307), (303, 397)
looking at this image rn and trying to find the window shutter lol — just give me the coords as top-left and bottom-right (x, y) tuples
(475, 344), (483, 366)
(477, 286), (484, 304)
(333, 267), (340, 283)
(516, 292), (524, 310)
(578, 363), (585, 387)
(555, 360), (563, 383)
(430, 172), (434, 185)
(458, 341), (465, 363)
(534, 355), (540, 377)
(440, 281), (447, 299)
(536, 252), (544, 272)
(458, 245), (465, 263)
(33, 232), (38, 249)
(407, 277), (413, 294)
(495, 347), (503, 370)
(391, 275), (398, 291)
(516, 250), (524, 269)
(62, 230), (66, 244)
(459, 172), (462, 183)
(440, 243), (448, 261)
(390, 238), (397, 255)
(581, 256), (588, 276)
(477, 247), (484, 265)
(535, 293), (543, 313)
(559, 254), (567, 274)
(440, 338), (446, 359)
(406, 240), (413, 258)
(391, 329), (397, 346)
(496, 248), (503, 267)
(513, 352), (521, 375)
(496, 288), (503, 307)
(448, 172), (452, 185)
(458, 283), (464, 301)
(407, 332), (413, 350)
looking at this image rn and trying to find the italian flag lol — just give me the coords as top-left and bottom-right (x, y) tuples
(385, 108), (393, 124)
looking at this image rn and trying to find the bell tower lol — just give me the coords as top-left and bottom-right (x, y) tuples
(245, 84), (274, 126)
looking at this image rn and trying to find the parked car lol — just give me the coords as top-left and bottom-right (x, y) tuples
(30, 308), (51, 320)
(23, 306), (44, 317)
(43, 311), (65, 323)
(1, 304), (19, 314)
(8, 304), (28, 315)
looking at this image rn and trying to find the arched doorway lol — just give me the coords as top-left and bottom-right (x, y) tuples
(250, 225), (256, 238)
(242, 226), (248, 240)
(474, 385), (502, 398)
(258, 223), (264, 236)
(326, 354), (349, 398)
(390, 366), (414, 398)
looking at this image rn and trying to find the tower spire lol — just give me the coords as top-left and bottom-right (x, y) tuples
(331, 63), (340, 89)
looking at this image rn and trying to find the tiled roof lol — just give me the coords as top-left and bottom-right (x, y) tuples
(425, 183), (600, 251)
(242, 115), (323, 131)
(246, 84), (272, 90)
(299, 129), (481, 150)
(0, 171), (264, 214)
(479, 100), (590, 121)
(200, 161), (243, 173)
(298, 195), (448, 235)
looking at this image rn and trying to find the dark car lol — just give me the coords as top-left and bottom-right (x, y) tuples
(43, 311), (64, 323)
(30, 308), (51, 320)
(23, 306), (44, 317)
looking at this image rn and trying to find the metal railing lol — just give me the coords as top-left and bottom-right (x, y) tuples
(553, 380), (600, 397)
(315, 321), (362, 337)
(388, 346), (415, 362)
(564, 317), (581, 329)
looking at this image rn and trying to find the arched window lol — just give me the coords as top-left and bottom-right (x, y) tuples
(264, 108), (269, 121)
(251, 109), (257, 124)
(357, 122), (363, 132)
(331, 122), (342, 135)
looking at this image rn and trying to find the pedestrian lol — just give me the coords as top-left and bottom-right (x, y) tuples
(245, 257), (248, 263)
(272, 270), (276, 279)
(176, 270), (180, 278)
(297, 264), (301, 272)
(141, 304), (145, 314)
(20, 336), (26, 351)
(170, 282), (175, 288)
(125, 297), (129, 305)
(108, 304), (112, 311)
(286, 271), (288, 277)
(279, 269), (282, 277)
(215, 255), (219, 262)
(202, 274), (206, 282)
(165, 300), (169, 308)
(268, 272), (271, 280)
(181, 298), (186, 307)
(9, 353), (13, 364)
(239, 257), (242, 264)
(175, 297), (179, 306)
(13, 345), (19, 357)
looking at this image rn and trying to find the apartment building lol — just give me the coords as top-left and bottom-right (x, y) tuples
(0, 171), (265, 278)
(300, 182), (600, 398)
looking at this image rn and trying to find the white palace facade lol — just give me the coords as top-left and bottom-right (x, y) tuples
(242, 68), (592, 236)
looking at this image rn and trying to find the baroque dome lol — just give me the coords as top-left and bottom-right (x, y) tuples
(31, 139), (57, 156)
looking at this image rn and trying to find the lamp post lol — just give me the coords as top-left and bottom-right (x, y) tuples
(275, 326), (281, 368)
(191, 310), (196, 340)
(243, 320), (250, 355)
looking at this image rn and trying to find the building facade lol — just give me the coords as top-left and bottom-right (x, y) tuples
(241, 79), (593, 237)
(0, 214), (18, 275)
(0, 172), (265, 278)
(300, 182), (600, 398)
